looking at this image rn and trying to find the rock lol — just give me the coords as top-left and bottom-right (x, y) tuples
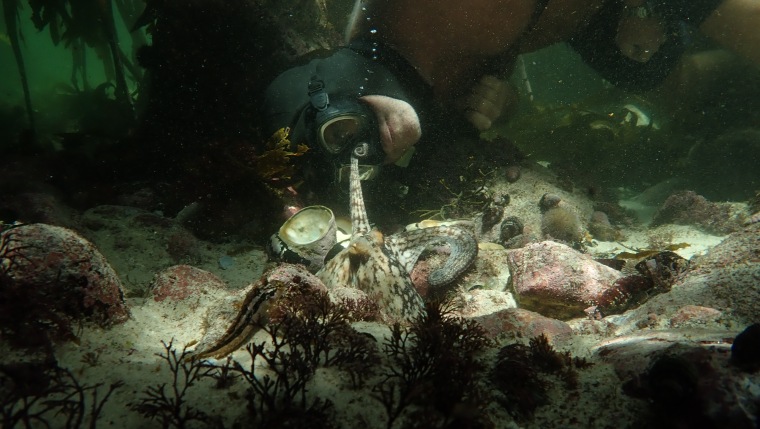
(0, 192), (80, 229)
(80, 205), (211, 294)
(731, 323), (760, 372)
(329, 285), (369, 304)
(0, 223), (129, 346)
(166, 229), (201, 264)
(189, 263), (329, 359)
(504, 165), (521, 183)
(456, 289), (517, 318)
(588, 210), (622, 241)
(594, 330), (733, 380)
(150, 265), (227, 302)
(651, 190), (746, 234)
(507, 241), (622, 320)
(595, 223), (760, 335)
(538, 193), (562, 213)
(686, 128), (760, 201)
(669, 305), (723, 329)
(595, 330), (759, 429)
(472, 307), (573, 342)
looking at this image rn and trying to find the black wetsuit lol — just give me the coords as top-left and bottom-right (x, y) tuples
(569, 0), (726, 91)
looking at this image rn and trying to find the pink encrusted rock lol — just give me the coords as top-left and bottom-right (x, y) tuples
(1, 223), (129, 326)
(188, 264), (330, 357)
(507, 241), (622, 320)
(150, 265), (226, 302)
(264, 263), (328, 293)
(0, 192), (79, 229)
(410, 258), (432, 297)
(472, 307), (573, 341)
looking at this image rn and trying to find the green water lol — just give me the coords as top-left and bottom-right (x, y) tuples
(1, 0), (759, 202)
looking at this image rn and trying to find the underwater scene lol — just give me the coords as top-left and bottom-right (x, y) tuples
(1, 0), (759, 427)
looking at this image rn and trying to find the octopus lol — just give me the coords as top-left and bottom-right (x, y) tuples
(316, 144), (478, 320)
(190, 143), (478, 359)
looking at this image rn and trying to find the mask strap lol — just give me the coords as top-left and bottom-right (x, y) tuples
(308, 75), (329, 111)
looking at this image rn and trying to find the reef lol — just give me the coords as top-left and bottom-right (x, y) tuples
(651, 190), (746, 234)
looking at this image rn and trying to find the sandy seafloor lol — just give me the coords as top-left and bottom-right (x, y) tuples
(2, 160), (758, 429)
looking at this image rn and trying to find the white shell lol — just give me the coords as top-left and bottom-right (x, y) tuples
(276, 205), (338, 271)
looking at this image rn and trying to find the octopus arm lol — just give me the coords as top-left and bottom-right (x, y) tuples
(386, 225), (478, 286)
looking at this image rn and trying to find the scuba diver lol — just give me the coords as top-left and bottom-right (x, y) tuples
(262, 0), (758, 188)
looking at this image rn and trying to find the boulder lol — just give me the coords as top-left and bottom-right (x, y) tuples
(0, 223), (129, 346)
(507, 241), (622, 320)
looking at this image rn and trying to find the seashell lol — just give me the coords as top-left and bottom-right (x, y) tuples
(481, 203), (504, 232)
(538, 193), (562, 213)
(267, 205), (338, 272)
(499, 216), (524, 244)
(504, 165), (521, 183)
(634, 250), (688, 291)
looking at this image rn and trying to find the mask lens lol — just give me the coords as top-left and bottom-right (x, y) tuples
(319, 116), (363, 153)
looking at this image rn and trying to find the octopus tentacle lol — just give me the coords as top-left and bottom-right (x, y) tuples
(386, 225), (478, 286)
(350, 155), (371, 237)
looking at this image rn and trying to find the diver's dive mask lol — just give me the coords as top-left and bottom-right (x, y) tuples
(304, 76), (384, 181)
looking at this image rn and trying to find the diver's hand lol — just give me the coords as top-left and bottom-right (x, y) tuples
(460, 75), (516, 131)
(360, 95), (422, 164)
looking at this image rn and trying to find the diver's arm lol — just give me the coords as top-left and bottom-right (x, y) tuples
(700, 0), (760, 68)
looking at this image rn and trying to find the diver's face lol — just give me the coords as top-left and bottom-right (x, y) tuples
(359, 95), (422, 164)
(616, 15), (666, 63)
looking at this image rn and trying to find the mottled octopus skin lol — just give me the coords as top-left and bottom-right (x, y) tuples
(190, 152), (479, 358)
(317, 155), (478, 321)
(386, 226), (477, 286)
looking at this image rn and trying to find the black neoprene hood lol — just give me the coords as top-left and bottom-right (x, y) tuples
(263, 45), (419, 149)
